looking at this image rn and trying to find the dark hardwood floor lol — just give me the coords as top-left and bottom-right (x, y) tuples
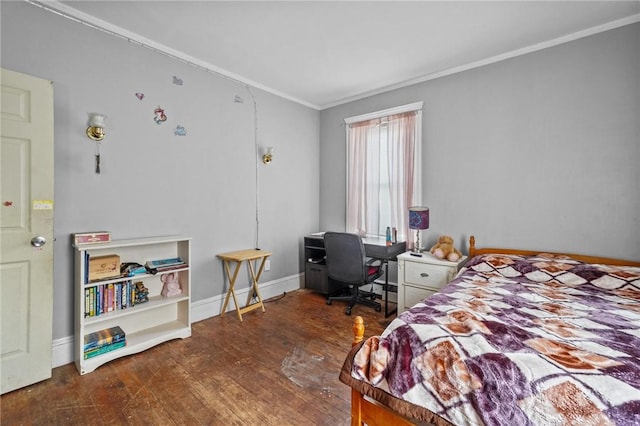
(1, 290), (390, 425)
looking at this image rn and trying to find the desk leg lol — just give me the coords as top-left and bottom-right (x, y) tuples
(245, 257), (267, 312)
(221, 260), (244, 321)
(384, 261), (397, 318)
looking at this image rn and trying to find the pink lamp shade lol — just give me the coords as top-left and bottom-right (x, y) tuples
(408, 207), (429, 230)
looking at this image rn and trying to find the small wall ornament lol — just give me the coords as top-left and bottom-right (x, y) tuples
(153, 106), (167, 124)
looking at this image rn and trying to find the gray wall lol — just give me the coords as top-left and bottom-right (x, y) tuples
(2, 2), (320, 340)
(3, 2), (639, 343)
(320, 23), (640, 261)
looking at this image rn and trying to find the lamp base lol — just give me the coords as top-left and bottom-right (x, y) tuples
(412, 230), (423, 253)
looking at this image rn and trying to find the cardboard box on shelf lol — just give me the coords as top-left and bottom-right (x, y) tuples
(89, 254), (121, 281)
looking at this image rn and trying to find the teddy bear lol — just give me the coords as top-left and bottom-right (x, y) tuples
(430, 235), (462, 262)
(160, 272), (182, 298)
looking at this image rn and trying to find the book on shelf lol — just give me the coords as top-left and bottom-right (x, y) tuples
(106, 283), (114, 312)
(84, 326), (126, 352)
(154, 263), (188, 273)
(84, 340), (126, 359)
(145, 257), (185, 269)
(89, 287), (95, 317)
(84, 251), (90, 284)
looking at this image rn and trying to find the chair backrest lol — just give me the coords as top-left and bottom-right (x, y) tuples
(323, 232), (367, 284)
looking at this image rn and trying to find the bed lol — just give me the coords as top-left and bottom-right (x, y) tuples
(339, 236), (640, 426)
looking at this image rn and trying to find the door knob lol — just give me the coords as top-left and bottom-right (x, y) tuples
(31, 236), (47, 247)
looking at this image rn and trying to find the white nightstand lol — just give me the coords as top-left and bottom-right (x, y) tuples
(396, 252), (467, 314)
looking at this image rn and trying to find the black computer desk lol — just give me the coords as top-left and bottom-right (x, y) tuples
(361, 237), (406, 317)
(304, 233), (406, 317)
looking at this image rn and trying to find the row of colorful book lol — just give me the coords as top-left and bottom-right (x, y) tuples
(84, 326), (126, 359)
(84, 280), (139, 317)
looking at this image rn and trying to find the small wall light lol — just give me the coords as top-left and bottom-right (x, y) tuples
(86, 113), (106, 141)
(87, 113), (107, 174)
(262, 146), (275, 164)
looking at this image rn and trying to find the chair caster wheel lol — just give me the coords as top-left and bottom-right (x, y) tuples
(326, 299), (332, 305)
(345, 307), (352, 315)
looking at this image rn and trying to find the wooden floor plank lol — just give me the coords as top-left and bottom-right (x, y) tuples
(0, 290), (390, 425)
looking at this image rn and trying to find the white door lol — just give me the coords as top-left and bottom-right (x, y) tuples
(1, 68), (54, 394)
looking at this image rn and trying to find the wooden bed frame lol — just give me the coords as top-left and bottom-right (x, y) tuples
(467, 235), (640, 267)
(346, 235), (640, 426)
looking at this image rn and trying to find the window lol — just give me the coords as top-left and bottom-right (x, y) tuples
(344, 102), (423, 242)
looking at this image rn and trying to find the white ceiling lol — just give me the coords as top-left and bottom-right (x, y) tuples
(39, 1), (640, 109)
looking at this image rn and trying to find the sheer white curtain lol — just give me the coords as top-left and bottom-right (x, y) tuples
(346, 119), (380, 236)
(346, 107), (422, 242)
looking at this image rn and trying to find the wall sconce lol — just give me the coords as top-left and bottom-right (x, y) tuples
(262, 146), (275, 164)
(87, 113), (107, 174)
(86, 113), (106, 141)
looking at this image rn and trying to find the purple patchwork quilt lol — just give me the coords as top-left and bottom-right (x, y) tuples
(343, 253), (640, 425)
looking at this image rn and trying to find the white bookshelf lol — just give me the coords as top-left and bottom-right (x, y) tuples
(73, 235), (191, 374)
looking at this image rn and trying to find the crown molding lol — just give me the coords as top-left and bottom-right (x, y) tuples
(25, 0), (322, 110)
(320, 13), (640, 110)
(25, 1), (639, 111)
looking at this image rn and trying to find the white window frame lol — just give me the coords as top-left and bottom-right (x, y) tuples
(344, 101), (423, 240)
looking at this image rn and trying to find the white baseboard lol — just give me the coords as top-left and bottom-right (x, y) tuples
(190, 273), (303, 323)
(52, 335), (75, 368)
(52, 273), (304, 368)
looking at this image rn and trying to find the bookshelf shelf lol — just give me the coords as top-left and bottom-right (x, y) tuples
(82, 267), (189, 288)
(83, 294), (190, 326)
(80, 321), (190, 373)
(73, 235), (191, 375)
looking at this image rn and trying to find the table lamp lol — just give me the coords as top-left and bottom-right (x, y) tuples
(408, 206), (429, 253)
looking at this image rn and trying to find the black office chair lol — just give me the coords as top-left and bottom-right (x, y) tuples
(324, 232), (383, 315)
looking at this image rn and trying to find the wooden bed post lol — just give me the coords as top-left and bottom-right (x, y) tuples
(352, 316), (364, 347)
(351, 316), (365, 426)
(469, 235), (476, 258)
(349, 316), (415, 426)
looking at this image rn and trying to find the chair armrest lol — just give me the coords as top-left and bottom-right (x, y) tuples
(365, 258), (383, 267)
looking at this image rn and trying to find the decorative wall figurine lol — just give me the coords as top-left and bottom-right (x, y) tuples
(172, 76), (183, 86)
(174, 125), (187, 136)
(154, 106), (167, 124)
(135, 92), (144, 100)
